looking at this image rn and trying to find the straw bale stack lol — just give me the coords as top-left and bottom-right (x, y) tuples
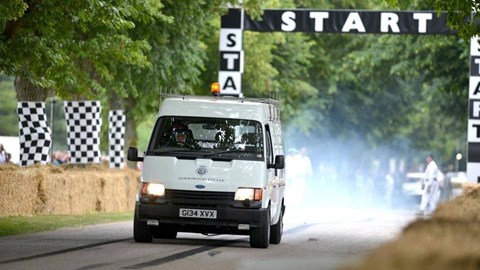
(342, 184), (480, 270)
(0, 163), (140, 216)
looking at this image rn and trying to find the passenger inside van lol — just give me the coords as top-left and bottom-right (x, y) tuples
(214, 124), (234, 149)
(240, 133), (257, 152)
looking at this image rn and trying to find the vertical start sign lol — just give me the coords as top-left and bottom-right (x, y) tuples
(218, 9), (244, 96)
(468, 36), (480, 183)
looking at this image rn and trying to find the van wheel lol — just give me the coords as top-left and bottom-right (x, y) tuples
(153, 227), (177, 239)
(133, 213), (153, 243)
(269, 207), (283, 244)
(250, 208), (270, 248)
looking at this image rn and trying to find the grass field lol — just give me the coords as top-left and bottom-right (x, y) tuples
(0, 211), (133, 237)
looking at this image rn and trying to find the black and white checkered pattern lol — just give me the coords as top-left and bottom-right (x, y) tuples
(17, 102), (52, 166)
(108, 110), (126, 168)
(64, 101), (102, 164)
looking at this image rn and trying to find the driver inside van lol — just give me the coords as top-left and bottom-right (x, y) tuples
(166, 124), (196, 149)
(174, 129), (188, 143)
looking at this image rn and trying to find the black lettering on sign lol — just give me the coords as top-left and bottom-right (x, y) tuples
(227, 33), (237, 47)
(473, 39), (480, 54)
(223, 77), (237, 90)
(473, 81), (480, 96)
(473, 124), (480, 138)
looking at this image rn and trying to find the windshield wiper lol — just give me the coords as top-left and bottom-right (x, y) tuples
(150, 149), (192, 154)
(202, 149), (247, 158)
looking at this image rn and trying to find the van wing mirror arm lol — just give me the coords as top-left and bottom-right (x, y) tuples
(127, 147), (144, 162)
(268, 155), (285, 176)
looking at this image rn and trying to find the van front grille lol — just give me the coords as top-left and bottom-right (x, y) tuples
(164, 189), (235, 206)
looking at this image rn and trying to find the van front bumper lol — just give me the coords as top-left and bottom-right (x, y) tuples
(135, 202), (268, 233)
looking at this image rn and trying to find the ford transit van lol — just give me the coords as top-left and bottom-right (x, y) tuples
(128, 94), (285, 248)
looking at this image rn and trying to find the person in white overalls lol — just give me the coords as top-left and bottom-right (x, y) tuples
(419, 154), (440, 215)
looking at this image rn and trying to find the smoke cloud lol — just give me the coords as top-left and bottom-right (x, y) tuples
(283, 128), (423, 212)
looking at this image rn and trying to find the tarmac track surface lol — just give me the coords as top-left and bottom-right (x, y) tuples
(0, 206), (416, 270)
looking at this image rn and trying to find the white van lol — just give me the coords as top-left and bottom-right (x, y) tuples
(127, 94), (286, 248)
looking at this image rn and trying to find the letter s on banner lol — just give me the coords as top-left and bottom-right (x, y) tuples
(281, 11), (296, 31)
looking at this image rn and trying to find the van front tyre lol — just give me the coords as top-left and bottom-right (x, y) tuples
(269, 208), (283, 244)
(134, 215), (153, 243)
(250, 209), (270, 248)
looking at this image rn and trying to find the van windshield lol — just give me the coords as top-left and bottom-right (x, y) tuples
(147, 116), (264, 161)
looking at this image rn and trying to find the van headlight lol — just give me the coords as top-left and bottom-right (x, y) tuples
(234, 188), (262, 201)
(139, 182), (165, 197)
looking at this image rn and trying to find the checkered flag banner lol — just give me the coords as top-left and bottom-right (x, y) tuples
(64, 101), (102, 164)
(108, 110), (126, 168)
(17, 102), (52, 166)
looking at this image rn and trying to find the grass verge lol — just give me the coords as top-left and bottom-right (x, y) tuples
(0, 211), (133, 237)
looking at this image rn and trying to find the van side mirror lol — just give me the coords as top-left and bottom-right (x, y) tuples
(267, 155), (285, 169)
(274, 155), (285, 169)
(127, 147), (144, 162)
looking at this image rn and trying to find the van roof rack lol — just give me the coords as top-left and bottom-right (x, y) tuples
(160, 94), (280, 107)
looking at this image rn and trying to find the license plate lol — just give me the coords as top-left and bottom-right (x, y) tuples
(179, 208), (217, 219)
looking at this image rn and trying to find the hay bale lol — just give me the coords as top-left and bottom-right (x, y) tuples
(433, 184), (480, 222)
(0, 164), (140, 217)
(342, 184), (480, 270)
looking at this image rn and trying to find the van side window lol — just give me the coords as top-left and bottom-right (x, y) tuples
(265, 125), (273, 164)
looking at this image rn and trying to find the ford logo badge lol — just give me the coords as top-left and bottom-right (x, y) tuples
(195, 185), (206, 189)
(196, 166), (208, 176)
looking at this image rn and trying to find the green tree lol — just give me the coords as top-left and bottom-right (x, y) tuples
(121, 0), (270, 150)
(339, 34), (468, 161)
(0, 1), (169, 164)
(0, 1), (271, 163)
(275, 0), (468, 168)
(0, 76), (17, 136)
(0, 1), (165, 101)
(385, 0), (480, 41)
(0, 0), (470, 170)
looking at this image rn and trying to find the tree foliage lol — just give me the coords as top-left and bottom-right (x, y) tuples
(385, 0), (480, 41)
(0, 76), (17, 136)
(276, 0), (468, 166)
(0, 0), (470, 169)
(0, 0), (167, 100)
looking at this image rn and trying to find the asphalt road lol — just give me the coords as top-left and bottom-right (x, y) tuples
(0, 204), (416, 270)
